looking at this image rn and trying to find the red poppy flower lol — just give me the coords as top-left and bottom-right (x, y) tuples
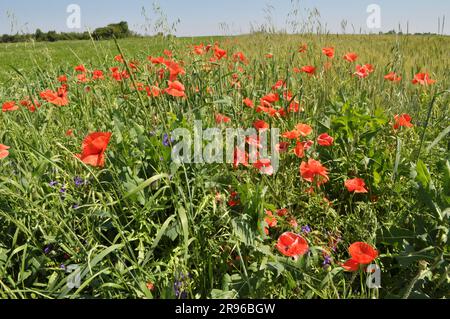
(163, 49), (173, 57)
(384, 72), (402, 82)
(40, 86), (69, 106)
(341, 259), (360, 272)
(77, 73), (88, 83)
(228, 191), (240, 207)
(282, 130), (300, 140)
(265, 210), (277, 228)
(393, 114), (413, 129)
(300, 66), (316, 75)
(149, 56), (165, 64)
(2, 101), (19, 112)
(214, 45), (227, 60)
(317, 133), (334, 146)
(343, 52), (358, 62)
(0, 144), (10, 159)
(272, 80), (286, 90)
(265, 53), (273, 59)
(215, 113), (231, 124)
(243, 98), (254, 108)
(354, 64), (374, 78)
(302, 140), (314, 150)
(276, 232), (309, 259)
(300, 159), (329, 185)
(233, 51), (248, 64)
(193, 44), (205, 55)
(75, 132), (112, 168)
(322, 47), (335, 58)
(58, 75), (68, 83)
(254, 120), (269, 131)
(295, 123), (313, 137)
(165, 81), (186, 97)
(349, 242), (378, 264)
(146, 85), (161, 97)
(345, 178), (368, 193)
(276, 142), (289, 153)
(253, 158), (274, 175)
(92, 70), (104, 80)
(298, 44), (308, 53)
(74, 65), (86, 73)
(261, 93), (279, 104)
(412, 73), (436, 85)
(20, 99), (41, 112)
(293, 141), (305, 158)
(233, 147), (249, 168)
(114, 55), (124, 63)
(276, 208), (288, 217)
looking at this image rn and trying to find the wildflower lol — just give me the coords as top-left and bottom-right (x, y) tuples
(276, 232), (309, 259)
(2, 101), (18, 112)
(228, 191), (240, 207)
(301, 225), (311, 234)
(253, 158), (274, 175)
(75, 132), (112, 168)
(295, 123), (313, 137)
(276, 142), (289, 153)
(342, 242), (378, 272)
(74, 65), (86, 73)
(393, 114), (413, 129)
(162, 133), (173, 147)
(300, 159), (329, 185)
(215, 113), (231, 124)
(317, 133), (334, 146)
(40, 86), (69, 106)
(0, 144), (10, 159)
(74, 176), (84, 187)
(384, 72), (402, 82)
(322, 47), (335, 58)
(343, 52), (358, 62)
(233, 148), (249, 168)
(214, 45), (227, 60)
(283, 130), (301, 140)
(298, 43), (308, 53)
(165, 80), (186, 97)
(92, 70), (104, 80)
(49, 181), (58, 187)
(322, 255), (332, 268)
(300, 65), (316, 75)
(412, 73), (436, 85)
(354, 64), (374, 78)
(58, 75), (68, 83)
(293, 141), (305, 158)
(345, 178), (368, 193)
(253, 120), (269, 131)
(243, 98), (254, 108)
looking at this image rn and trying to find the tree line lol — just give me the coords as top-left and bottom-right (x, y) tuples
(0, 21), (133, 43)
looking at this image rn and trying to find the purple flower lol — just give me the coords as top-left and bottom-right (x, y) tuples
(162, 133), (171, 147)
(44, 245), (53, 254)
(49, 181), (58, 187)
(74, 176), (84, 187)
(72, 204), (79, 209)
(322, 255), (332, 269)
(301, 225), (311, 234)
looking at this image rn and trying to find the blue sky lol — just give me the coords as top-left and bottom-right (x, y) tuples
(1, 0), (449, 36)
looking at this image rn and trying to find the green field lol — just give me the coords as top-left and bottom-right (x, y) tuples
(0, 34), (449, 299)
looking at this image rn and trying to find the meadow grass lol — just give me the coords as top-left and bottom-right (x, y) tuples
(0, 34), (449, 299)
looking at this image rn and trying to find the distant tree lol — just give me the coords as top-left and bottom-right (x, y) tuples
(35, 29), (45, 41)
